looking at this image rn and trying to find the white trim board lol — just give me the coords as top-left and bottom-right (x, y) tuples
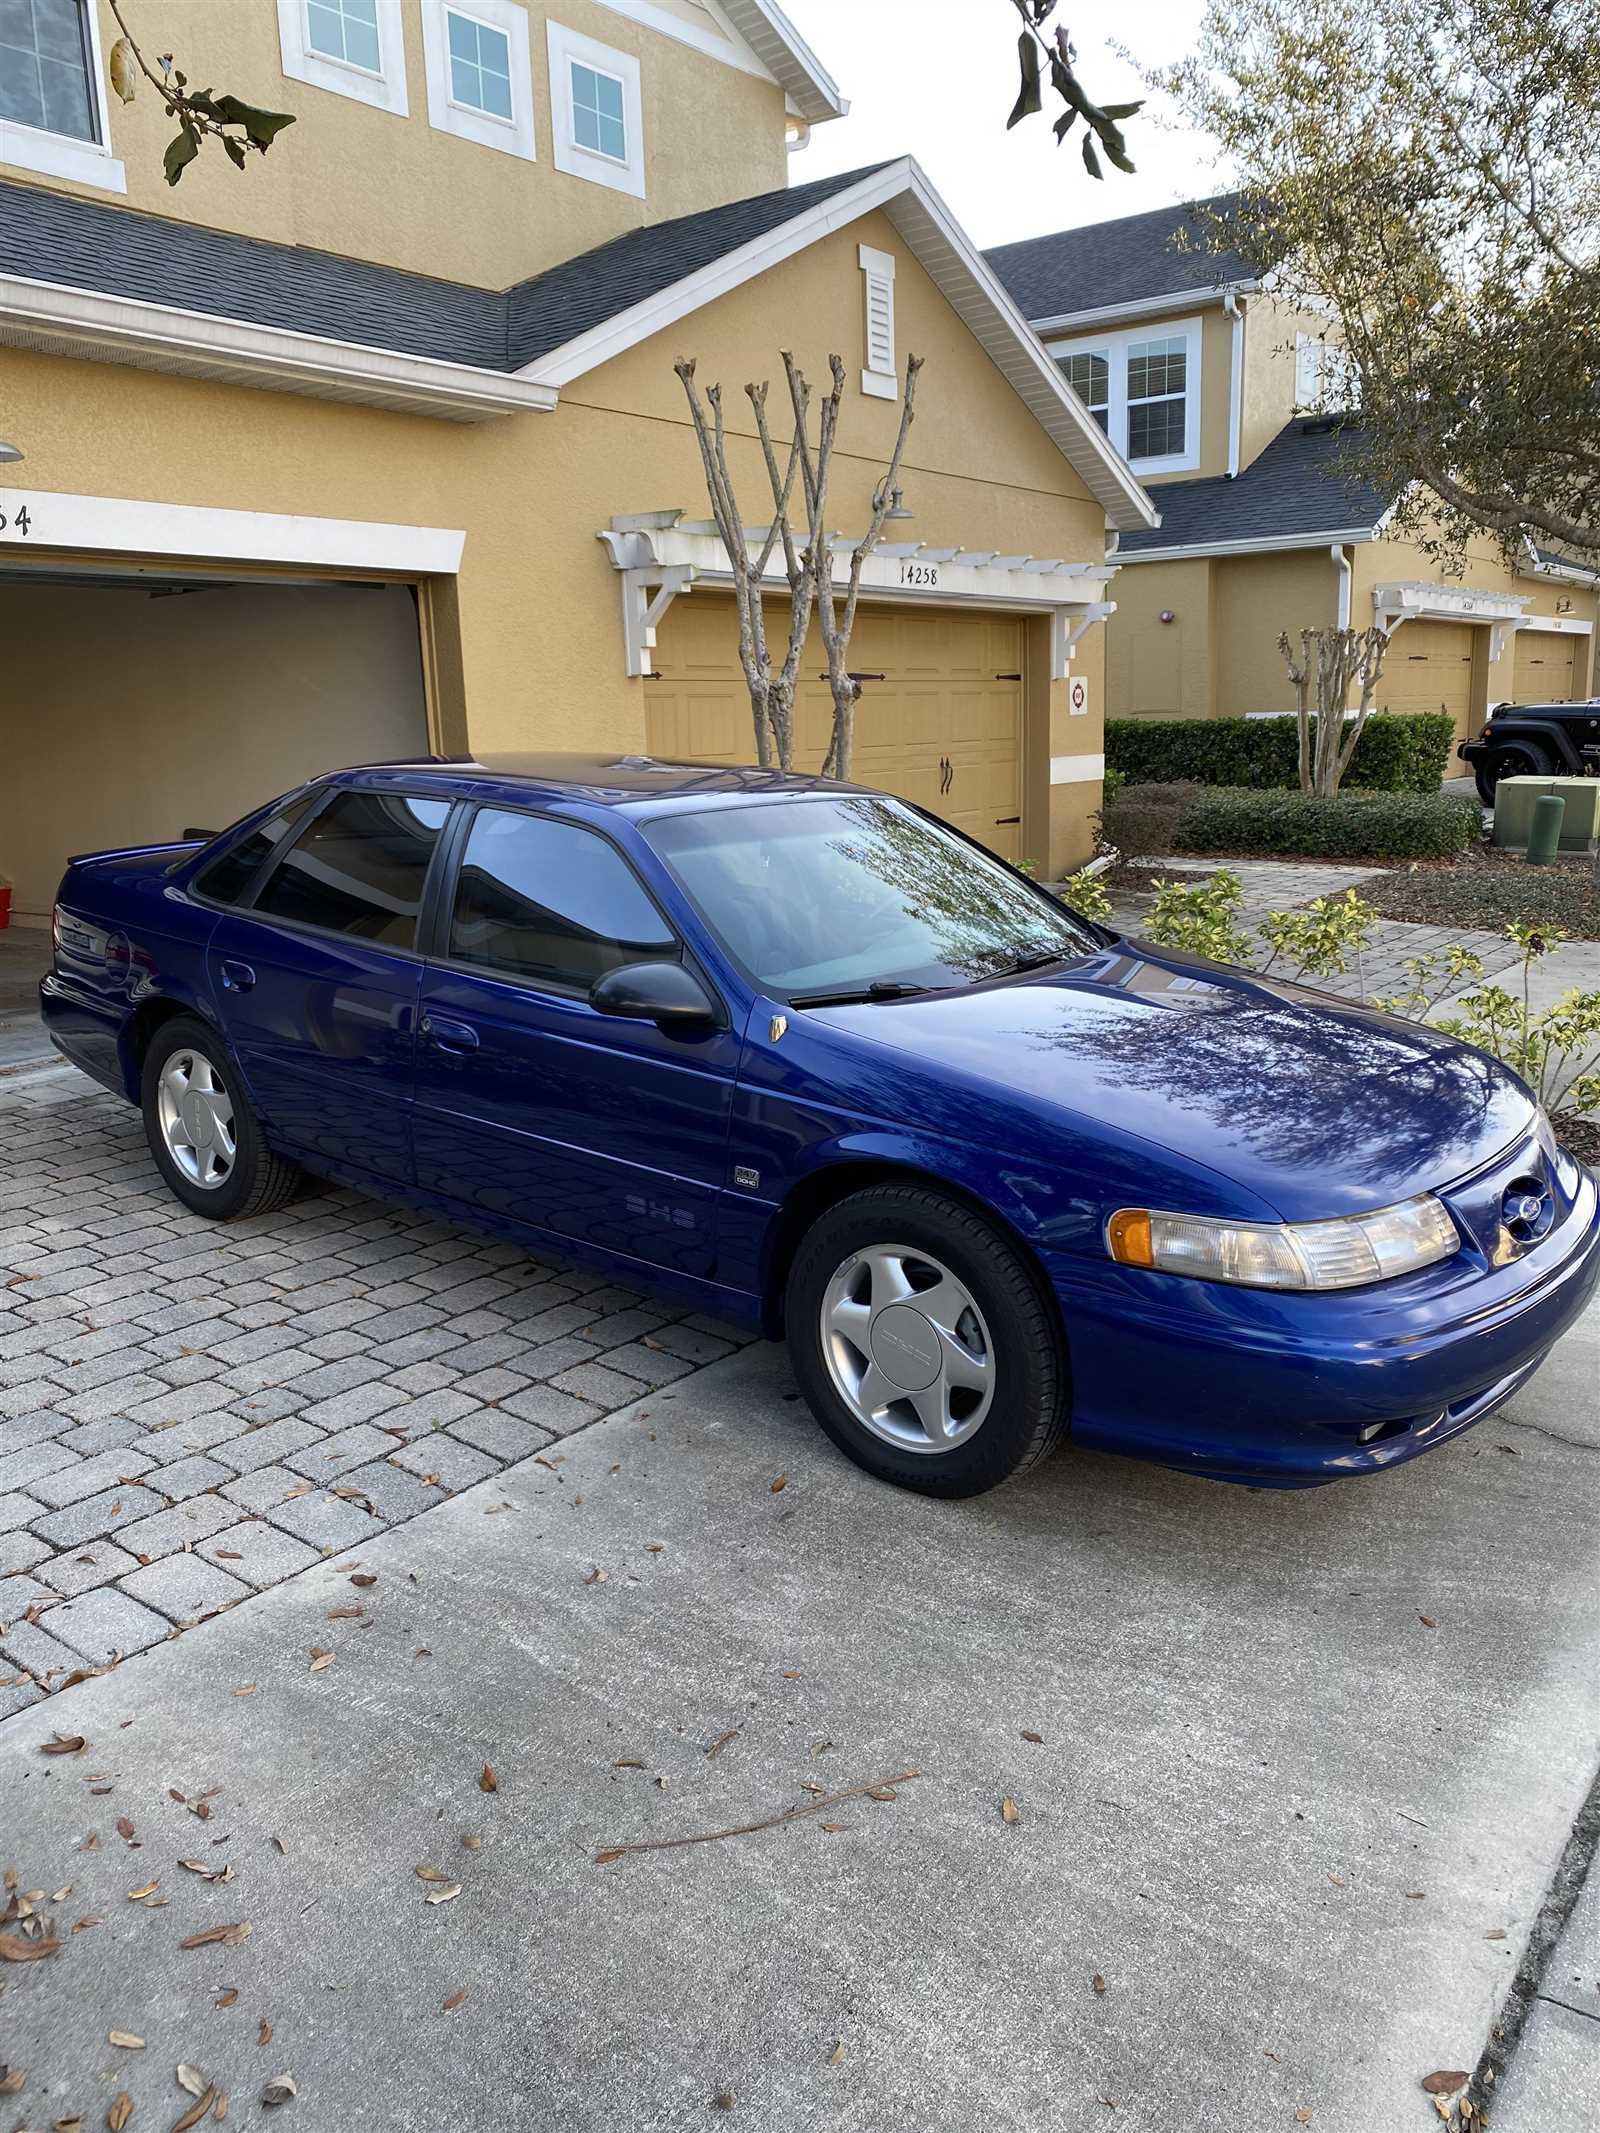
(1026, 283), (1258, 336)
(1113, 527), (1382, 564)
(0, 489), (465, 575)
(585, 0), (844, 118)
(1050, 753), (1105, 785)
(0, 273), (557, 422)
(527, 157), (1157, 533)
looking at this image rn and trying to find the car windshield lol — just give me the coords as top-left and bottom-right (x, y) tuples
(641, 794), (1100, 998)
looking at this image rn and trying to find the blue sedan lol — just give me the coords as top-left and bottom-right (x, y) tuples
(41, 756), (1600, 1497)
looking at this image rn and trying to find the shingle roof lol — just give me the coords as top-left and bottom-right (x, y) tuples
(985, 191), (1255, 323)
(1119, 417), (1393, 553)
(0, 163), (889, 374)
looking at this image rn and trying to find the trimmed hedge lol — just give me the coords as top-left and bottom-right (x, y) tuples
(1176, 788), (1482, 860)
(1106, 712), (1454, 794)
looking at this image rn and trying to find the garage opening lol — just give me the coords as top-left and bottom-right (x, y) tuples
(645, 595), (1025, 861)
(1374, 619), (1475, 750)
(0, 565), (430, 921)
(1513, 631), (1579, 704)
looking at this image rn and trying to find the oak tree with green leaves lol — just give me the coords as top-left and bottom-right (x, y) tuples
(1164, 0), (1600, 568)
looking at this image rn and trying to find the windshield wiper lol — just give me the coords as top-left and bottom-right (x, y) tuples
(788, 979), (929, 1008)
(984, 949), (1073, 981)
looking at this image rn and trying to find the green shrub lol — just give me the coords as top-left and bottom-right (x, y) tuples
(1105, 712), (1454, 794)
(1101, 781), (1204, 857)
(1174, 788), (1481, 861)
(1057, 865), (1113, 923)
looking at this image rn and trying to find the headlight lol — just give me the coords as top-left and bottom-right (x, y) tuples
(1106, 1193), (1460, 1290)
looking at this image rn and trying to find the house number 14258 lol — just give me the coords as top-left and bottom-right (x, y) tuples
(899, 560), (939, 588)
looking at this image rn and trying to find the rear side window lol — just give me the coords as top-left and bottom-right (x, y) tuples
(193, 794), (315, 906)
(448, 808), (676, 989)
(254, 790), (450, 948)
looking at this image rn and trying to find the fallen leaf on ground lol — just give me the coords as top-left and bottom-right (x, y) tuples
(108, 2031), (145, 2050)
(866, 1787), (897, 1802)
(270, 1836), (286, 1857)
(614, 1757), (645, 1769)
(706, 1730), (738, 1759)
(215, 1990), (238, 2009)
(178, 1860), (232, 1885)
(770, 1474), (787, 1493)
(1021, 1730), (1043, 1744)
(425, 1884), (462, 1906)
(713, 2094), (734, 2112)
(0, 2067), (24, 2095)
(1485, 1929), (1506, 1941)
(107, 2095), (133, 2129)
(350, 1574), (377, 1588)
(214, 2094), (229, 2121)
(479, 1764), (498, 1794)
(1295, 2113), (1313, 2126)
(179, 1923), (251, 1950)
(232, 1686), (257, 1699)
(415, 1866), (452, 1883)
(827, 2042), (844, 2065)
(1421, 2072), (1470, 2097)
(818, 1822), (847, 1834)
(258, 2020), (272, 2048)
(461, 1835), (482, 1852)
(1092, 1975), (1107, 1995)
(116, 1817), (135, 1840)
(1419, 1615), (1436, 1628)
(42, 1734), (87, 1756)
(1001, 1798), (1021, 1825)
(261, 2075), (296, 2108)
(215, 1550), (242, 1561)
(442, 1990), (468, 2012)
(326, 1608), (364, 1621)
(308, 1651), (335, 1674)
(176, 2067), (207, 2097)
(582, 1568), (607, 1585)
(644, 1543), (664, 1553)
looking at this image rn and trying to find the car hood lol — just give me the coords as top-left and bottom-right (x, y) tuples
(802, 940), (1533, 1223)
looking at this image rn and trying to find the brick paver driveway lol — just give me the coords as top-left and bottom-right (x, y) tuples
(0, 1061), (750, 1711)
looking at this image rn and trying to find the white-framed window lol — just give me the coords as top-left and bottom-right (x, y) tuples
(277, 0), (408, 116)
(421, 0), (534, 158)
(1046, 316), (1203, 473)
(0, 0), (125, 192)
(547, 19), (643, 198)
(1295, 332), (1358, 414)
(858, 243), (897, 400)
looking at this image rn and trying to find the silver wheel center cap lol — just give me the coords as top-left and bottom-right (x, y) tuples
(181, 1094), (213, 1146)
(870, 1305), (942, 1392)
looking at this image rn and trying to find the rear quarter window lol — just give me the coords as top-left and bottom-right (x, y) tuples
(193, 794), (317, 905)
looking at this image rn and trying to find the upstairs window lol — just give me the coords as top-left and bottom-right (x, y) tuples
(548, 19), (643, 198)
(1059, 352), (1109, 434)
(569, 59), (625, 161)
(277, 0), (408, 116)
(422, 0), (532, 159)
(1046, 317), (1201, 472)
(306, 0), (381, 73)
(0, 0), (124, 190)
(447, 8), (513, 119)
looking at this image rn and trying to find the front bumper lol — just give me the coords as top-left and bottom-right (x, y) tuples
(1457, 737), (1488, 764)
(1049, 1147), (1600, 1489)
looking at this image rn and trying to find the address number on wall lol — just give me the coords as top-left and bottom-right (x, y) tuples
(898, 560), (939, 588)
(0, 502), (35, 537)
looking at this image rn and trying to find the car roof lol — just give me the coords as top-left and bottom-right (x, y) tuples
(319, 752), (872, 813)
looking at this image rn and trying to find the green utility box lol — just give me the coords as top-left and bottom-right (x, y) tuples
(1491, 776), (1600, 853)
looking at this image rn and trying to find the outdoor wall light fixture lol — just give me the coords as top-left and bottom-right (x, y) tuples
(0, 440), (23, 465)
(1159, 608), (1176, 624)
(882, 485), (913, 522)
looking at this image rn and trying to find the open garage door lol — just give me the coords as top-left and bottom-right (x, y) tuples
(1514, 632), (1578, 704)
(646, 597), (1025, 861)
(1375, 620), (1475, 749)
(0, 569), (429, 919)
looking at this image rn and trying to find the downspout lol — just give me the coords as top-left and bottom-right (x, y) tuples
(1224, 289), (1244, 479)
(1332, 543), (1352, 628)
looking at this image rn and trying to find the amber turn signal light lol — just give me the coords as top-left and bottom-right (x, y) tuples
(1106, 1209), (1153, 1267)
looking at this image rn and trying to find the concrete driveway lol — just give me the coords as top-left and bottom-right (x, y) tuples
(3, 1176), (1598, 2131)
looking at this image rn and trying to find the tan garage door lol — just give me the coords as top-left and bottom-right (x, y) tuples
(646, 597), (1025, 860)
(1514, 632), (1578, 703)
(1376, 621), (1476, 747)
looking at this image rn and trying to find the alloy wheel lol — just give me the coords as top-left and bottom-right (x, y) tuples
(156, 1049), (237, 1190)
(819, 1243), (996, 1453)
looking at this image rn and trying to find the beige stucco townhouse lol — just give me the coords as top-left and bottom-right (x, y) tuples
(0, 0), (1158, 922)
(986, 196), (1599, 752)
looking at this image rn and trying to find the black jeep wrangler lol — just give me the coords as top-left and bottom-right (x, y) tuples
(1459, 698), (1600, 805)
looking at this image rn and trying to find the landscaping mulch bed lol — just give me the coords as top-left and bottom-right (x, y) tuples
(1350, 846), (1600, 941)
(1555, 1113), (1600, 1169)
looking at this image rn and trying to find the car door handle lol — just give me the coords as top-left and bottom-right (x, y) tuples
(421, 1014), (479, 1053)
(219, 960), (256, 993)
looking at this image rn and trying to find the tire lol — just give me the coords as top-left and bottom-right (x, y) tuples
(785, 1184), (1068, 1498)
(1477, 742), (1551, 805)
(141, 1015), (301, 1222)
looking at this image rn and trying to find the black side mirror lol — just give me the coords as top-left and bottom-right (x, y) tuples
(590, 960), (718, 1030)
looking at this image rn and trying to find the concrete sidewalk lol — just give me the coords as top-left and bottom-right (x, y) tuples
(4, 1324), (1598, 2132)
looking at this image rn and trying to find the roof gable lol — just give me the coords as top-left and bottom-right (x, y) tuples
(985, 192), (1256, 328)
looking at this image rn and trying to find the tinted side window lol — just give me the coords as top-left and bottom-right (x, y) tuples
(254, 791), (450, 948)
(194, 794), (315, 906)
(448, 809), (676, 989)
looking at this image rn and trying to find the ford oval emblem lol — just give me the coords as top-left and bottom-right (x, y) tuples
(1501, 1177), (1553, 1243)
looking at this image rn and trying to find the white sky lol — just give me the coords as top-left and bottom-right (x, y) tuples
(777, 0), (1229, 249)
